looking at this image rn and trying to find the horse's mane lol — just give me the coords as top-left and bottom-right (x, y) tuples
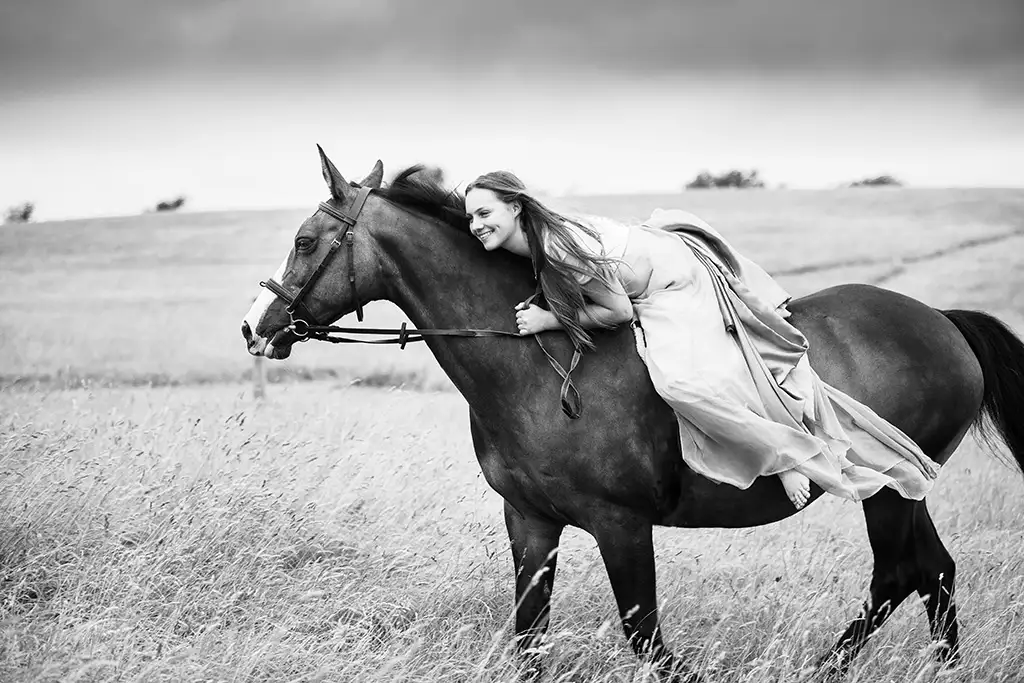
(378, 166), (470, 232)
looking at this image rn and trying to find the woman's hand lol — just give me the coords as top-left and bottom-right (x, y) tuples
(515, 302), (557, 335)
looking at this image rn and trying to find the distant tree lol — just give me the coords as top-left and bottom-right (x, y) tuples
(686, 171), (715, 189)
(849, 175), (903, 188)
(4, 202), (34, 224)
(154, 196), (186, 212)
(686, 169), (764, 190)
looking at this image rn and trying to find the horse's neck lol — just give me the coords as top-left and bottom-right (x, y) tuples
(380, 217), (528, 327)
(376, 217), (538, 404)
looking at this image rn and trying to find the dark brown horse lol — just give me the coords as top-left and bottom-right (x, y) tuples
(242, 149), (1024, 679)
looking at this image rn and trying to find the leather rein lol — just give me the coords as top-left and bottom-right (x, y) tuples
(258, 183), (584, 419)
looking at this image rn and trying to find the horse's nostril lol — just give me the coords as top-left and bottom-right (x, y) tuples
(241, 321), (253, 343)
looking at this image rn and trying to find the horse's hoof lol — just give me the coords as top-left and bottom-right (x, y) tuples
(520, 665), (543, 682)
(670, 669), (706, 683)
(652, 657), (705, 683)
(812, 653), (848, 682)
(931, 639), (961, 667)
(518, 652), (546, 681)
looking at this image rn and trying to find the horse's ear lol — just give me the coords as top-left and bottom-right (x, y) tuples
(317, 144), (349, 200)
(360, 160), (384, 189)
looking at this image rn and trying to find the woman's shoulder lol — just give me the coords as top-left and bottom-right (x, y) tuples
(572, 213), (630, 235)
(551, 213), (628, 246)
(541, 217), (598, 257)
(571, 213), (631, 258)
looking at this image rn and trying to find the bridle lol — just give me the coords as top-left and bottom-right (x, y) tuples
(260, 185), (371, 336)
(258, 183), (585, 419)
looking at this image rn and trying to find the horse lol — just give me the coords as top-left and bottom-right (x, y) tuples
(242, 148), (1024, 679)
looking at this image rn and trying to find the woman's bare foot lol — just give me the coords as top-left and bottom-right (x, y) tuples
(778, 470), (811, 509)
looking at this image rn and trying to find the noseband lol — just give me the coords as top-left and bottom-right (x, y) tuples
(260, 185), (371, 335)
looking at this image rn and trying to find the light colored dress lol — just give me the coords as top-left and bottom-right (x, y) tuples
(545, 210), (939, 502)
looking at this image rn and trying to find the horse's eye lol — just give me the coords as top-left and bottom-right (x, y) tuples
(295, 237), (316, 252)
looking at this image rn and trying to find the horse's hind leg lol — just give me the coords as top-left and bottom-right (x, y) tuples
(820, 490), (921, 677)
(912, 504), (960, 664)
(821, 490), (961, 677)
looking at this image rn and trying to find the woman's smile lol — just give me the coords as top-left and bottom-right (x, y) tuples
(473, 226), (495, 242)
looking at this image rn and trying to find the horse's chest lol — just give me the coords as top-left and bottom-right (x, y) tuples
(476, 448), (531, 497)
(475, 444), (567, 517)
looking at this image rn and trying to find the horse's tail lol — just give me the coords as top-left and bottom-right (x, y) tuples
(943, 309), (1024, 475)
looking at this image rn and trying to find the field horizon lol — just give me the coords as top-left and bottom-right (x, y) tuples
(3, 186), (1023, 392)
(20, 184), (1024, 226)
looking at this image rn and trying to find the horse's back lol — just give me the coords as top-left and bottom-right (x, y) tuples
(788, 283), (983, 459)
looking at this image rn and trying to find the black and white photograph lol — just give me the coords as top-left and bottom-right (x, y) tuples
(2, 1), (1022, 681)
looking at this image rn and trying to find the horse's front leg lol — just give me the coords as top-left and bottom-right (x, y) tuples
(594, 515), (700, 682)
(504, 500), (564, 657)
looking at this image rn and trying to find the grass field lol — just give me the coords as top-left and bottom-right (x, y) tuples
(2, 188), (1024, 681)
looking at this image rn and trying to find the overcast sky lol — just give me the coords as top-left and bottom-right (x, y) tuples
(2, 0), (1022, 219)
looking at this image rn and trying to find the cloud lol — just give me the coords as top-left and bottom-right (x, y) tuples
(2, 0), (1021, 93)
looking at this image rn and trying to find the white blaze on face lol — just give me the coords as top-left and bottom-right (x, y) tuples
(244, 256), (288, 354)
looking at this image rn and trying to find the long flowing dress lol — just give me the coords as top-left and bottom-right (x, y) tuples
(544, 209), (939, 501)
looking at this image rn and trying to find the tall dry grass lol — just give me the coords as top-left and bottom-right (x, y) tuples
(2, 384), (1022, 682)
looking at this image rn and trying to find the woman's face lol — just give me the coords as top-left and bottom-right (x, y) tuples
(465, 188), (520, 251)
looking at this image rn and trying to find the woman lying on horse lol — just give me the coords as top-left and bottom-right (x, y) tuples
(464, 170), (938, 509)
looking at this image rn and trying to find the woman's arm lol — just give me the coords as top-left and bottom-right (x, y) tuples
(516, 278), (633, 335)
(577, 277), (634, 327)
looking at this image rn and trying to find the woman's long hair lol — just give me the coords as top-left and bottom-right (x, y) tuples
(467, 171), (621, 350)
